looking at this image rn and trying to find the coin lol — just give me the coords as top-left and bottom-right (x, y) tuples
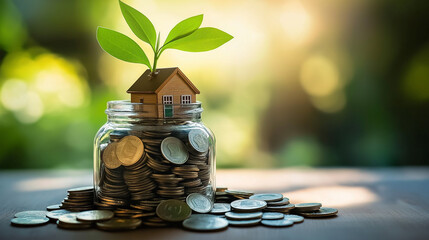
(210, 203), (231, 214)
(116, 135), (144, 166)
(267, 198), (290, 206)
(298, 207), (338, 218)
(183, 214), (228, 231)
(249, 193), (283, 202)
(262, 212), (284, 220)
(46, 209), (72, 221)
(46, 204), (62, 211)
(156, 199), (192, 222)
(231, 199), (267, 212)
(186, 193), (213, 213)
(96, 218), (142, 231)
(225, 211), (262, 220)
(188, 129), (209, 153)
(294, 203), (322, 212)
(261, 219), (294, 227)
(264, 204), (295, 212)
(68, 186), (93, 192)
(161, 137), (189, 164)
(58, 213), (92, 228)
(228, 218), (261, 226)
(14, 211), (47, 218)
(284, 214), (304, 223)
(11, 217), (49, 226)
(77, 210), (114, 222)
(102, 142), (122, 169)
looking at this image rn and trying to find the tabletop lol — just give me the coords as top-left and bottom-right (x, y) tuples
(1, 167), (429, 240)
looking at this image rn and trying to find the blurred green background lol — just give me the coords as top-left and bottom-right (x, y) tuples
(0, 0), (428, 169)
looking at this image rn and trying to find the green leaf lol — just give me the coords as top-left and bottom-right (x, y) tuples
(96, 27), (151, 68)
(163, 27), (233, 52)
(164, 14), (203, 45)
(119, 0), (156, 49)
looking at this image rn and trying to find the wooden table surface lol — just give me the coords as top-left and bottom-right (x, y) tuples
(1, 167), (429, 240)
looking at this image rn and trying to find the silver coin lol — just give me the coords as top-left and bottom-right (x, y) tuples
(298, 207), (338, 218)
(225, 211), (262, 220)
(294, 203), (322, 212)
(262, 212), (284, 220)
(228, 218), (261, 226)
(265, 204), (295, 212)
(14, 211), (47, 218)
(210, 203), (231, 214)
(188, 129), (209, 153)
(11, 217), (49, 226)
(77, 210), (114, 222)
(261, 219), (294, 227)
(267, 198), (290, 206)
(186, 193), (213, 213)
(46, 209), (72, 220)
(161, 137), (189, 164)
(46, 204), (62, 211)
(249, 193), (283, 202)
(58, 213), (88, 225)
(284, 214), (304, 223)
(231, 199), (267, 212)
(183, 215), (228, 231)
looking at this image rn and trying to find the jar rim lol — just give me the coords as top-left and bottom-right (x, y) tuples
(105, 100), (203, 120)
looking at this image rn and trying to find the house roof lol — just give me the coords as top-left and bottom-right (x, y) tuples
(127, 67), (200, 94)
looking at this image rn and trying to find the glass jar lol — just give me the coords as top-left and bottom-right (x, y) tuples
(93, 100), (216, 212)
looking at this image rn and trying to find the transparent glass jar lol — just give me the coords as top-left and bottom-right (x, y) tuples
(93, 100), (215, 211)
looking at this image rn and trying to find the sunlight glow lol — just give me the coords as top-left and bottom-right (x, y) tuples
(280, 1), (312, 43)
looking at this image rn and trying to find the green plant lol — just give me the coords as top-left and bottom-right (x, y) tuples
(97, 1), (233, 73)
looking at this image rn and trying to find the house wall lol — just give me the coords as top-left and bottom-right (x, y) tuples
(157, 74), (196, 118)
(130, 93), (158, 118)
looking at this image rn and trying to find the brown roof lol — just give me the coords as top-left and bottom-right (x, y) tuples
(127, 67), (200, 94)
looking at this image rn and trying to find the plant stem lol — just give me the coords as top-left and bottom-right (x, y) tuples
(152, 32), (161, 73)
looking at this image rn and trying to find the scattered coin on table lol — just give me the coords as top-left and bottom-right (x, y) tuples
(249, 193), (284, 202)
(228, 218), (261, 227)
(262, 212), (284, 220)
(14, 211), (47, 218)
(182, 214), (229, 231)
(46, 204), (62, 211)
(261, 219), (294, 227)
(231, 199), (267, 212)
(77, 210), (114, 222)
(283, 214), (304, 223)
(294, 203), (322, 212)
(225, 211), (263, 220)
(11, 217), (50, 227)
(210, 203), (231, 214)
(57, 213), (92, 229)
(267, 198), (290, 206)
(186, 193), (213, 213)
(298, 207), (338, 218)
(46, 209), (73, 221)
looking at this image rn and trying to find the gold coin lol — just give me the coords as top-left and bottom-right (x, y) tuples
(102, 142), (122, 169)
(116, 135), (144, 166)
(156, 200), (192, 222)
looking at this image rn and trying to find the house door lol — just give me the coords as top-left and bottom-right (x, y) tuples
(162, 95), (173, 118)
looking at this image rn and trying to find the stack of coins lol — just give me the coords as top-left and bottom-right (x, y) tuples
(61, 186), (94, 212)
(97, 128), (213, 213)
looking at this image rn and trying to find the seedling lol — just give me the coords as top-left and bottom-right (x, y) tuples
(97, 1), (233, 73)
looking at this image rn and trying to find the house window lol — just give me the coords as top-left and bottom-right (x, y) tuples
(162, 95), (173, 117)
(181, 95), (191, 104)
(162, 95), (173, 104)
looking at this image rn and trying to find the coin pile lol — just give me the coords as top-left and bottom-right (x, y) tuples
(11, 186), (339, 231)
(95, 128), (212, 223)
(61, 186), (94, 212)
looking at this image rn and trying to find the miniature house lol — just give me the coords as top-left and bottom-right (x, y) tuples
(127, 67), (200, 118)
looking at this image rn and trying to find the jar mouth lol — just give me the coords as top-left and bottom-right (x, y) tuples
(106, 100), (203, 121)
